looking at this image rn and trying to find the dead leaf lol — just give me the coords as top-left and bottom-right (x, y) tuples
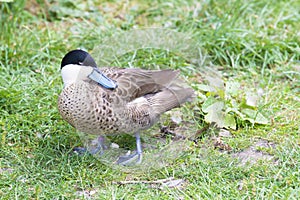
(161, 179), (186, 189)
(213, 137), (232, 151)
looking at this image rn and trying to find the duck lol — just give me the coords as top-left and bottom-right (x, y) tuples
(58, 49), (194, 165)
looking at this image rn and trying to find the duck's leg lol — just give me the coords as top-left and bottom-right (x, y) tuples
(89, 135), (108, 155)
(73, 135), (108, 156)
(116, 132), (143, 165)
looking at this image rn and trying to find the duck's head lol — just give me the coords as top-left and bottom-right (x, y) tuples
(61, 49), (117, 89)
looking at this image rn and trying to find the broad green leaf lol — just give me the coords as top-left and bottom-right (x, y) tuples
(225, 81), (240, 98)
(204, 107), (223, 127)
(241, 109), (269, 125)
(245, 92), (259, 107)
(224, 114), (237, 130)
(202, 96), (222, 113)
(204, 106), (236, 129)
(203, 100), (227, 128)
(197, 84), (216, 92)
(226, 107), (245, 119)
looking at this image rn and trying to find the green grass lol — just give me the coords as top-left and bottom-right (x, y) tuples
(1, 0), (299, 199)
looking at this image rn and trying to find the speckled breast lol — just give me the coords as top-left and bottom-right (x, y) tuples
(58, 82), (123, 135)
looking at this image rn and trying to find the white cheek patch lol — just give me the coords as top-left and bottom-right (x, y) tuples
(61, 64), (82, 87)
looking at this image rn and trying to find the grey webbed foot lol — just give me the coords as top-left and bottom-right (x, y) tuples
(73, 136), (108, 156)
(73, 147), (89, 155)
(116, 151), (143, 165)
(116, 132), (143, 165)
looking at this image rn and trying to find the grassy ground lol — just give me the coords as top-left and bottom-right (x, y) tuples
(1, 0), (299, 199)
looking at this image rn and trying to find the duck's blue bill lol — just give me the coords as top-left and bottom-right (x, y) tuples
(88, 68), (117, 89)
